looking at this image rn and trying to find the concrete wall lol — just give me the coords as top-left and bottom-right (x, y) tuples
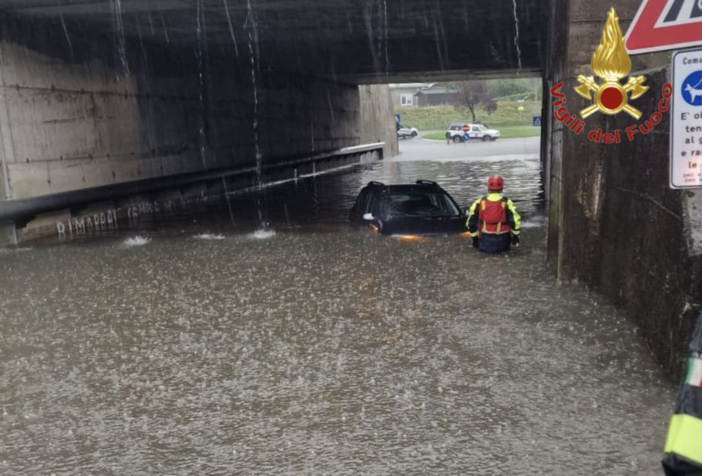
(545, 0), (702, 377)
(359, 84), (398, 158)
(0, 12), (362, 202)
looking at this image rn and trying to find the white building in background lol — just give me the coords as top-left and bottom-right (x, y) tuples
(389, 83), (434, 108)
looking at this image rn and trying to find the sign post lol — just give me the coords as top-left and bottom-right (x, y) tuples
(671, 47), (702, 189)
(462, 124), (470, 141)
(626, 0), (702, 54)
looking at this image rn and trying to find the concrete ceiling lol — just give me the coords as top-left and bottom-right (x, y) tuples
(0, 0), (549, 83)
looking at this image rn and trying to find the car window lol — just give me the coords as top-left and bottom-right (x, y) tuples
(450, 125), (460, 131)
(352, 189), (367, 213)
(471, 126), (480, 132)
(379, 193), (460, 219)
(359, 190), (375, 214)
(367, 194), (378, 216)
(479, 125), (488, 131)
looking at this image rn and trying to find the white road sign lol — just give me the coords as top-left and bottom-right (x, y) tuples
(671, 48), (702, 188)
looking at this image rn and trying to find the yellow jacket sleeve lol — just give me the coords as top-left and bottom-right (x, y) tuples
(506, 199), (521, 235)
(466, 198), (481, 237)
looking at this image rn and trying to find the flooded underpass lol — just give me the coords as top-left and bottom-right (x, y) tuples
(0, 143), (676, 475)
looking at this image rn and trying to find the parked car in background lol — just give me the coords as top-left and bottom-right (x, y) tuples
(350, 180), (467, 235)
(446, 123), (500, 142)
(396, 123), (419, 139)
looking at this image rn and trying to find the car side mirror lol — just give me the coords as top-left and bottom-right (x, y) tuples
(363, 213), (375, 221)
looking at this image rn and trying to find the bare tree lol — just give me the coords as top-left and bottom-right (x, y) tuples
(453, 80), (497, 122)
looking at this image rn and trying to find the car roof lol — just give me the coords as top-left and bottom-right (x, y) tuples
(364, 180), (449, 194)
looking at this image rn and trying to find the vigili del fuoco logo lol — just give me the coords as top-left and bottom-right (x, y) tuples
(550, 8), (672, 144)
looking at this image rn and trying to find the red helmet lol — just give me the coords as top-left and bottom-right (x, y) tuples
(487, 175), (504, 191)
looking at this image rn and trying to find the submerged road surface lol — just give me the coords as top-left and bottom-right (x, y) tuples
(0, 138), (674, 475)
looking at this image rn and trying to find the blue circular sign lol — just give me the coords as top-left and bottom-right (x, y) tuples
(682, 71), (702, 106)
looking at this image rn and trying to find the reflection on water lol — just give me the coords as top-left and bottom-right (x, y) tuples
(0, 158), (674, 475)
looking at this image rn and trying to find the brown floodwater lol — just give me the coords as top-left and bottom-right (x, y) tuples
(0, 152), (675, 475)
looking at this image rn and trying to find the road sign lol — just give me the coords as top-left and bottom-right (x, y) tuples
(626, 0), (702, 55)
(671, 47), (702, 189)
(462, 124), (469, 133)
(532, 116), (542, 126)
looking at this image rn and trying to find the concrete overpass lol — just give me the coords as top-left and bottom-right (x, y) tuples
(0, 0), (700, 376)
(0, 0), (547, 82)
(0, 0), (547, 206)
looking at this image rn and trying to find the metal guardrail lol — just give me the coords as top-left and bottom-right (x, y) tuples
(0, 143), (384, 224)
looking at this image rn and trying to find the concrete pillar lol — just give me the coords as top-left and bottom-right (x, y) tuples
(543, 0), (569, 277)
(0, 44), (16, 247)
(545, 0), (700, 377)
(546, 0), (669, 281)
(359, 84), (398, 158)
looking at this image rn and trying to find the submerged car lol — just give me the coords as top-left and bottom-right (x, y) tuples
(350, 180), (467, 235)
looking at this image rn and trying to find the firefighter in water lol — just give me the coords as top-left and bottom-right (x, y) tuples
(661, 312), (702, 475)
(466, 175), (521, 253)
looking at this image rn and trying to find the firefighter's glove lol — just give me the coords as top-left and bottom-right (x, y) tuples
(472, 237), (480, 248)
(511, 234), (520, 246)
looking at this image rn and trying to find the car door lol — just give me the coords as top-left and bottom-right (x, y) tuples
(471, 125), (483, 139)
(350, 188), (369, 220)
(364, 193), (383, 229)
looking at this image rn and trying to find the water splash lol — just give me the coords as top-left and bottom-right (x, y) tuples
(160, 16), (170, 43)
(363, 1), (390, 75)
(521, 216), (547, 228)
(196, 0), (208, 169)
(245, 0), (268, 231)
(326, 88), (336, 123)
(512, 0), (522, 71)
(110, 0), (129, 74)
(432, 11), (448, 71)
(223, 0), (240, 57)
(135, 15), (147, 62)
(146, 10), (156, 35)
(124, 236), (151, 246)
(221, 177), (236, 227)
(194, 233), (225, 240)
(382, 0), (389, 74)
(59, 10), (74, 57)
(245, 0), (262, 185)
(362, 6), (381, 75)
(250, 229), (276, 240)
(0, 247), (32, 254)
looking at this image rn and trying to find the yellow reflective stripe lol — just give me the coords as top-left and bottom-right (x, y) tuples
(466, 199), (481, 230)
(480, 200), (487, 232)
(469, 199), (481, 215)
(469, 231), (479, 237)
(496, 201), (505, 234)
(665, 414), (702, 465)
(507, 199), (522, 231)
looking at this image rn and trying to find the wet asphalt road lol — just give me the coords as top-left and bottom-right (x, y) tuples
(395, 135), (540, 162)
